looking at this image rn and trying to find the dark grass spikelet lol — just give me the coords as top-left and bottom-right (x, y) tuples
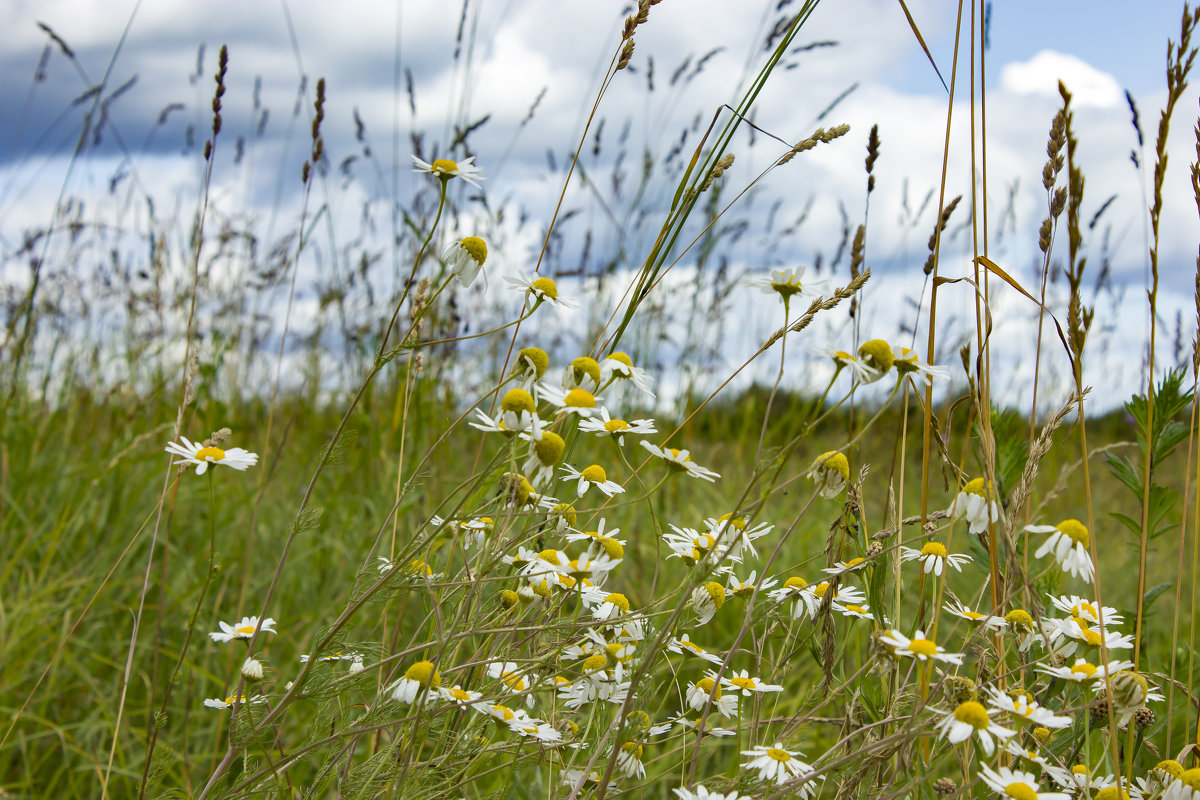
(865, 124), (880, 195)
(302, 78), (327, 184)
(204, 45), (228, 161)
(922, 195), (961, 275)
(1057, 82), (1093, 366)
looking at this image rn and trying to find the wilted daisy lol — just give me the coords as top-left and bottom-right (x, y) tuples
(600, 352), (656, 397)
(900, 541), (972, 576)
(878, 629), (963, 664)
(505, 271), (579, 310)
(1093, 669), (1162, 725)
(1165, 768), (1200, 800)
(560, 463), (625, 498)
(931, 700), (1015, 755)
(716, 669), (783, 697)
(640, 441), (720, 481)
(691, 581), (726, 624)
(948, 477), (1002, 534)
(986, 688), (1072, 728)
(522, 429), (566, 486)
(511, 346), (550, 389)
(806, 450), (849, 498)
(978, 764), (1070, 800)
(209, 616), (276, 643)
(614, 742), (647, 778)
(391, 660), (441, 704)
(441, 236), (488, 287)
(749, 265), (826, 305)
(410, 154), (484, 187)
(1028, 519), (1094, 583)
(741, 742), (816, 792)
(579, 407), (657, 445)
(470, 388), (541, 436)
(854, 339), (895, 383)
(892, 345), (951, 386)
(203, 693), (266, 710)
(562, 356), (602, 392)
(165, 436), (258, 475)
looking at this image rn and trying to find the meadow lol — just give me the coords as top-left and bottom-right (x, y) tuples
(3, 2), (1200, 799)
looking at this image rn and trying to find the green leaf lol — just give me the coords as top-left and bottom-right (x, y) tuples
(1103, 452), (1142, 495)
(1143, 582), (1173, 611)
(1108, 511), (1142, 537)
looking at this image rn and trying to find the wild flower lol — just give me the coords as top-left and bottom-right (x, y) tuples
(930, 700), (1015, 755)
(209, 616), (276, 643)
(877, 629), (963, 664)
(892, 345), (951, 386)
(691, 581), (727, 624)
(943, 598), (1008, 630)
(1027, 519), (1095, 582)
(540, 384), (604, 418)
(410, 154), (484, 187)
(985, 688), (1072, 728)
(640, 441), (721, 481)
(748, 265), (826, 304)
(441, 236), (488, 287)
(685, 677), (738, 717)
(1037, 656), (1133, 684)
(673, 786), (748, 800)
(505, 271), (579, 310)
(578, 407), (657, 444)
(714, 669), (783, 697)
(600, 352), (656, 397)
(978, 764), (1071, 800)
(741, 742), (817, 793)
(666, 634), (724, 665)
(806, 450), (849, 498)
(900, 541), (972, 575)
(560, 462), (625, 497)
(165, 436), (258, 475)
(948, 477), (1002, 534)
(203, 693), (266, 710)
(390, 660), (440, 704)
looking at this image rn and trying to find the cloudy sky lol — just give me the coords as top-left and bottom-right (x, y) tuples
(1, 0), (1197, 411)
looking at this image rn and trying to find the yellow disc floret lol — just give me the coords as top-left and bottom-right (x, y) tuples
(534, 432), (566, 466)
(1055, 519), (1089, 547)
(568, 356), (602, 387)
(459, 236), (487, 265)
(531, 276), (559, 300)
(500, 388), (536, 415)
(563, 389), (596, 409)
(952, 700), (989, 730)
(813, 450), (850, 481)
(857, 339), (895, 373)
(404, 660), (441, 689)
(920, 541), (948, 558)
(516, 347), (549, 379)
(580, 464), (608, 483)
(196, 446), (226, 462)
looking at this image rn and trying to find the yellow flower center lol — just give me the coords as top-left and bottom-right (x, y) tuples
(701, 581), (726, 608)
(604, 593), (630, 612)
(431, 158), (459, 175)
(581, 654), (608, 673)
(569, 356), (601, 386)
(1083, 629), (1102, 646)
(1056, 518), (1089, 547)
(812, 582), (830, 598)
(962, 477), (992, 499)
(604, 418), (630, 432)
(196, 446), (226, 462)
(908, 638), (939, 657)
(517, 346), (549, 378)
(1069, 661), (1098, 678)
(607, 351), (633, 367)
(1175, 767), (1200, 788)
(844, 604), (868, 615)
(404, 660), (440, 688)
(563, 389), (596, 409)
(534, 432), (566, 465)
(961, 610), (986, 620)
(531, 276), (559, 299)
(1095, 789), (1130, 800)
(235, 623), (255, 635)
(784, 576), (808, 590)
(730, 677), (756, 691)
(551, 503), (577, 528)
(598, 537), (625, 559)
(458, 236), (487, 265)
(695, 677), (719, 696)
(1071, 601), (1099, 619)
(1005, 609), (1034, 628)
(920, 541), (948, 558)
(1154, 760), (1184, 779)
(621, 742), (643, 758)
(492, 704), (515, 721)
(857, 339), (895, 372)
(1071, 765), (1089, 775)
(678, 639), (702, 654)
(580, 464), (608, 483)
(498, 589), (519, 608)
(1004, 783), (1037, 800)
(953, 701), (989, 729)
(844, 557), (865, 568)
(813, 450), (850, 481)
(1032, 726), (1051, 743)
(766, 747), (792, 763)
(500, 388), (536, 415)
(449, 687), (474, 701)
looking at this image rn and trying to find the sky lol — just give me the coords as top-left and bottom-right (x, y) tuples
(0, 0), (1197, 412)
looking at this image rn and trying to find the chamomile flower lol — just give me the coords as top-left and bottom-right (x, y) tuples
(204, 693), (266, 710)
(716, 669), (783, 697)
(877, 629), (963, 664)
(806, 450), (849, 498)
(1165, 768), (1200, 800)
(1037, 657), (1133, 684)
(487, 661), (537, 706)
(667, 634), (724, 664)
(853, 339), (895, 383)
(691, 581), (726, 624)
(614, 742), (647, 778)
(892, 345), (951, 386)
(505, 271), (579, 310)
(1028, 519), (1094, 583)
(949, 477), (1003, 534)
(640, 441), (721, 482)
(704, 514), (774, 561)
(600, 352), (656, 398)
(900, 541), (972, 576)
(727, 570), (779, 599)
(540, 384), (603, 418)
(165, 436), (258, 475)
(1044, 764), (1121, 794)
(522, 429), (566, 487)
(685, 677), (739, 718)
(578, 407), (657, 445)
(822, 557), (870, 577)
(562, 356), (602, 392)
(673, 785), (748, 800)
(978, 764), (1070, 800)
(209, 616), (276, 643)
(834, 601), (882, 621)
(390, 660), (440, 704)
(441, 236), (488, 287)
(560, 463), (625, 498)
(943, 598), (1008, 630)
(748, 265), (826, 305)
(439, 684), (484, 707)
(741, 742), (817, 792)
(1048, 595), (1122, 626)
(931, 700), (1016, 755)
(986, 688), (1072, 728)
(511, 346), (550, 389)
(1092, 669), (1162, 725)
(410, 154), (484, 187)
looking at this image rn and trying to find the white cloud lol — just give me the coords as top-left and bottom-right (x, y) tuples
(1000, 50), (1123, 108)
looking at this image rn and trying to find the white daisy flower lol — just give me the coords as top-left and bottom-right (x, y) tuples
(900, 541), (972, 576)
(931, 700), (1016, 755)
(662, 524), (735, 569)
(1044, 764), (1120, 794)
(685, 677), (739, 718)
(439, 684), (483, 707)
(539, 383), (604, 418)
(943, 598), (1008, 630)
(673, 785), (748, 800)
(209, 616), (276, 643)
(691, 581), (727, 624)
(390, 660), (440, 704)
(559, 462), (625, 498)
(877, 629), (963, 664)
(948, 477), (1003, 534)
(834, 601), (884, 621)
(702, 514), (773, 562)
(821, 557), (869, 577)
(748, 265), (826, 304)
(1028, 519), (1094, 583)
(578, 407), (657, 445)
(806, 450), (849, 498)
(1048, 595), (1122, 625)
(640, 441), (720, 482)
(1037, 657), (1133, 684)
(715, 668), (783, 697)
(614, 742), (646, 778)
(978, 764), (1070, 800)
(504, 271), (578, 310)
(203, 693), (266, 710)
(509, 714), (562, 743)
(410, 154), (484, 187)
(599, 351), (656, 398)
(165, 436), (258, 475)
(666, 634), (724, 664)
(441, 236), (487, 287)
(892, 345), (951, 386)
(726, 570), (779, 599)
(741, 742), (817, 793)
(986, 687), (1072, 728)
